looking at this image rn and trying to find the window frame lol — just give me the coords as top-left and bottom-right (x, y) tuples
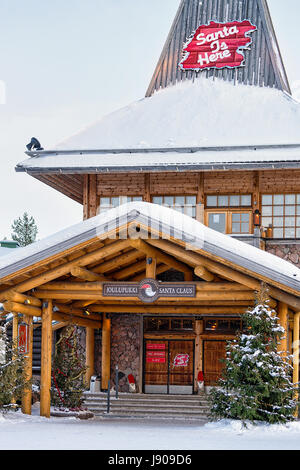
(261, 193), (300, 239)
(205, 209), (253, 235)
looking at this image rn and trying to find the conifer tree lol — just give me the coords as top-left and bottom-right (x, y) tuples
(210, 285), (298, 424)
(11, 212), (38, 246)
(0, 322), (27, 411)
(51, 326), (87, 410)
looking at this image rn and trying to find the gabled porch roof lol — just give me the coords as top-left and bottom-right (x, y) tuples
(0, 202), (299, 323)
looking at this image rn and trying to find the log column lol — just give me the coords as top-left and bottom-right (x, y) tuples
(101, 314), (111, 390)
(293, 312), (300, 417)
(146, 257), (156, 279)
(21, 315), (33, 415)
(85, 327), (95, 387)
(40, 300), (53, 418)
(278, 302), (289, 355)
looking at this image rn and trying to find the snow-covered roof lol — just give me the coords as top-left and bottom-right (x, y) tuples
(0, 202), (299, 295)
(34, 80), (300, 150)
(17, 80), (300, 173)
(0, 247), (15, 257)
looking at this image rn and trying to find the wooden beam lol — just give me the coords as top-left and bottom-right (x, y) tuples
(101, 315), (111, 390)
(34, 281), (252, 292)
(54, 303), (102, 322)
(34, 289), (255, 302)
(71, 266), (109, 282)
(92, 250), (142, 274)
(3, 301), (42, 317)
(52, 312), (101, 329)
(113, 259), (146, 280)
(146, 257), (156, 279)
(40, 300), (52, 418)
(87, 305), (248, 315)
(6, 290), (42, 308)
(278, 302), (289, 355)
(194, 266), (215, 282)
(21, 315), (33, 415)
(148, 239), (300, 310)
(129, 239), (194, 277)
(0, 239), (131, 302)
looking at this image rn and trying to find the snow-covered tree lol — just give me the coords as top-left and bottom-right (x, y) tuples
(0, 322), (27, 411)
(11, 212), (38, 246)
(51, 326), (87, 410)
(210, 285), (298, 424)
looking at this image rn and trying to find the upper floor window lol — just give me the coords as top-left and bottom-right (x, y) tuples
(152, 195), (197, 218)
(99, 196), (143, 213)
(261, 194), (300, 239)
(206, 194), (252, 208)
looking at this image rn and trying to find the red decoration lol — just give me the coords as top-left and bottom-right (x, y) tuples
(173, 353), (190, 367)
(128, 374), (135, 385)
(179, 20), (257, 71)
(198, 371), (204, 382)
(18, 324), (29, 354)
(146, 343), (166, 350)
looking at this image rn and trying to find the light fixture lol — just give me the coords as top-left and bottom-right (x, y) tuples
(253, 209), (261, 227)
(84, 309), (90, 316)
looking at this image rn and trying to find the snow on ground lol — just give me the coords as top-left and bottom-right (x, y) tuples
(1, 404), (300, 450)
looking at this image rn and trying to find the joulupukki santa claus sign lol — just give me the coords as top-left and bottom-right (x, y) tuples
(179, 20), (257, 71)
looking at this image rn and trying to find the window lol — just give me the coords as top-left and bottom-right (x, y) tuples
(99, 196), (143, 213)
(206, 211), (252, 234)
(152, 195), (197, 218)
(204, 318), (242, 334)
(144, 317), (194, 332)
(205, 194), (252, 235)
(261, 194), (300, 238)
(206, 194), (252, 208)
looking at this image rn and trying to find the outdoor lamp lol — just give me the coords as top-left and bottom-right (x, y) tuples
(254, 209), (261, 227)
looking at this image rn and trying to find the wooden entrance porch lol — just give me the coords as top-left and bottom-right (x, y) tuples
(0, 204), (299, 417)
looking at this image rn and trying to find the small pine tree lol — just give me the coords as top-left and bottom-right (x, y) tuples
(0, 322), (28, 411)
(209, 285), (297, 424)
(51, 326), (87, 410)
(11, 212), (38, 247)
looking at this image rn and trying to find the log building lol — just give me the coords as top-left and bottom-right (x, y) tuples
(1, 0), (300, 417)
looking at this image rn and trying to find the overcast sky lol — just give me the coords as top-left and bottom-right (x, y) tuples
(0, 0), (300, 240)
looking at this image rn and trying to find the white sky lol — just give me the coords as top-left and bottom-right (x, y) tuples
(0, 0), (299, 240)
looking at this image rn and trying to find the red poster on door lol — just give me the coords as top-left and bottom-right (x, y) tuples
(179, 20), (257, 71)
(18, 324), (29, 354)
(146, 350), (166, 363)
(146, 343), (166, 350)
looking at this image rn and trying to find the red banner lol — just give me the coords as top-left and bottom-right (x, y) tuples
(179, 20), (257, 71)
(146, 357), (166, 364)
(146, 343), (166, 350)
(18, 324), (29, 354)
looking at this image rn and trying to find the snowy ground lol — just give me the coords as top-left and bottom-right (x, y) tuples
(0, 403), (300, 450)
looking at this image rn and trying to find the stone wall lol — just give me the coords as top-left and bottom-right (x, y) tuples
(266, 242), (300, 268)
(94, 314), (141, 392)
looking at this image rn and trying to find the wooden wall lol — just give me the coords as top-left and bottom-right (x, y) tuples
(83, 170), (300, 219)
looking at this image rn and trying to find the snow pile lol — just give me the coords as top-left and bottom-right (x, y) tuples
(54, 78), (300, 150)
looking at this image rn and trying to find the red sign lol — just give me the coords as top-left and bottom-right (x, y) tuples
(146, 343), (166, 350)
(146, 357), (166, 364)
(18, 324), (29, 354)
(173, 354), (190, 367)
(179, 20), (257, 71)
(147, 351), (165, 358)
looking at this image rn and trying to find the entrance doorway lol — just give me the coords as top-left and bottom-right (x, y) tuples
(144, 339), (194, 394)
